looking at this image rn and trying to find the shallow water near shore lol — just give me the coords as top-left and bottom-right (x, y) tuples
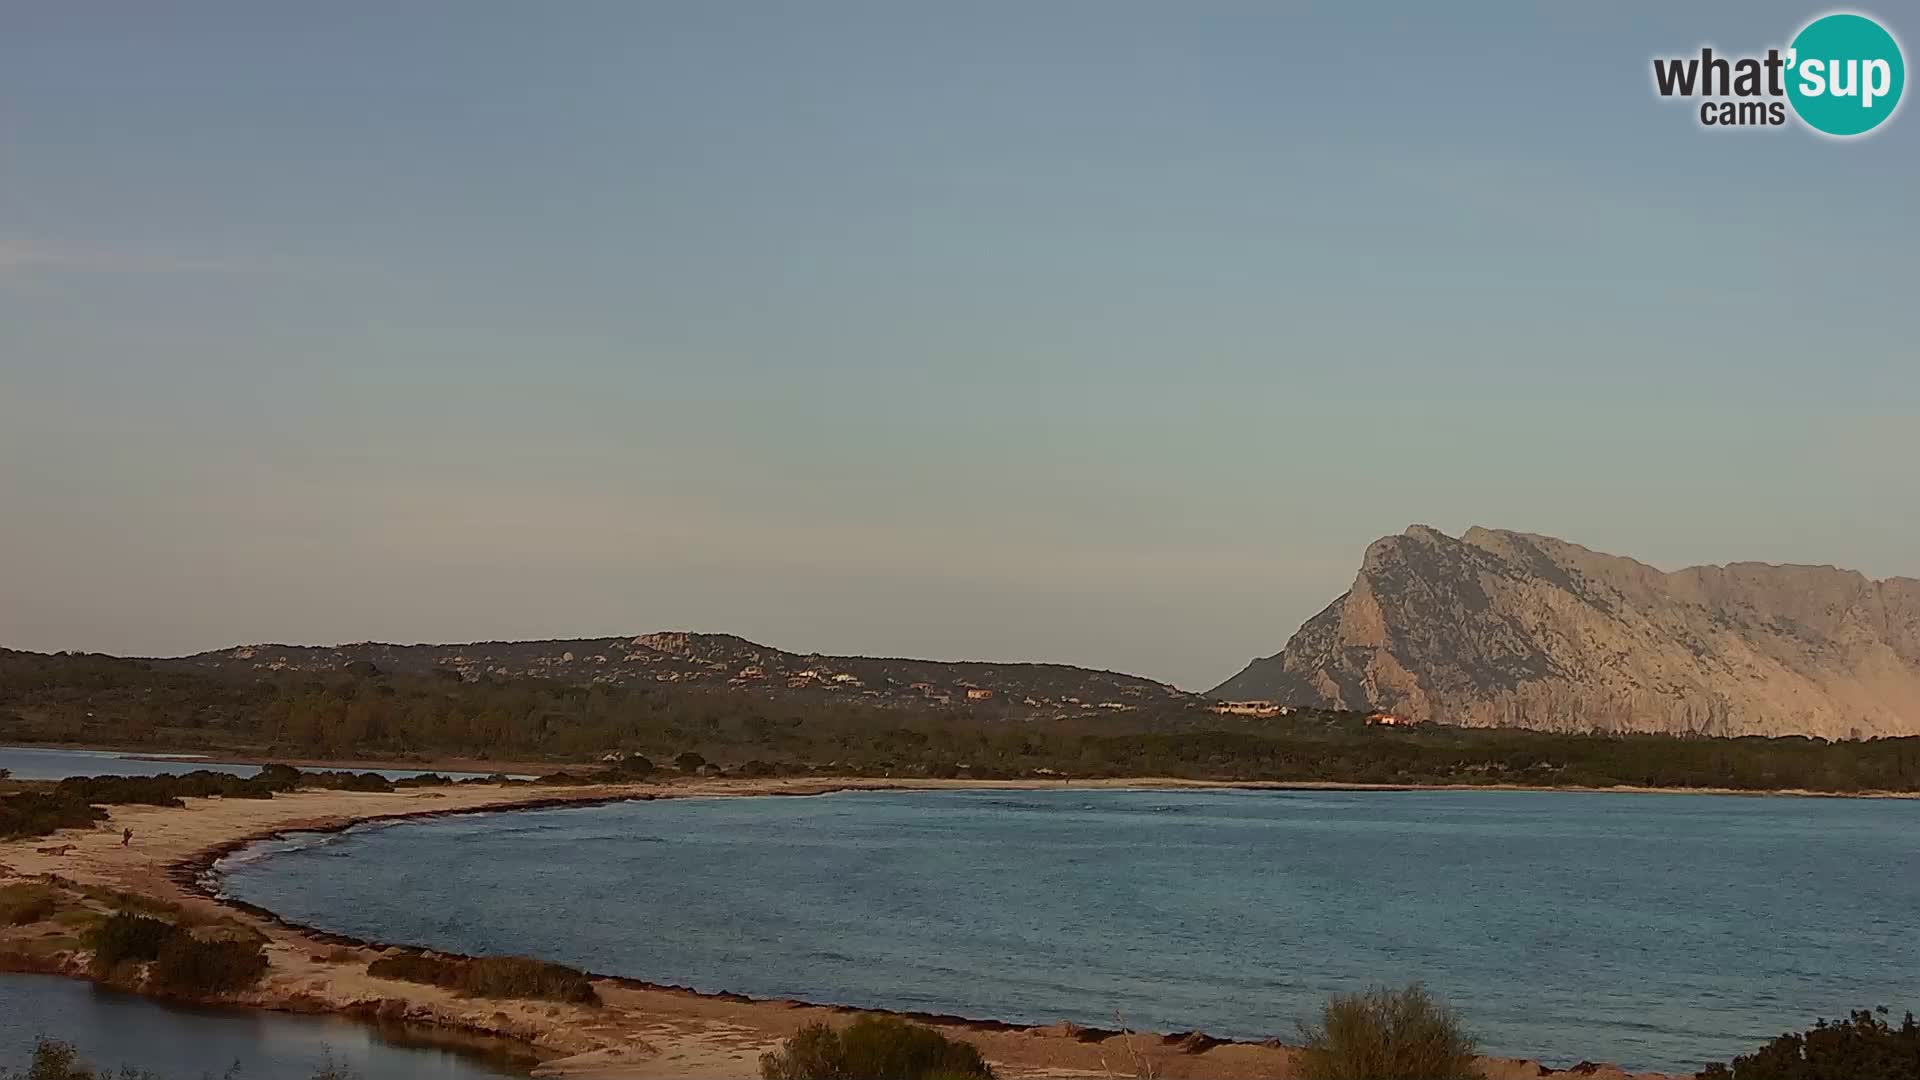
(217, 786), (1920, 1074)
(0, 973), (528, 1078)
(0, 745), (524, 782)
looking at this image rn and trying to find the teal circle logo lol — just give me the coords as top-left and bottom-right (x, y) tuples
(1786, 12), (1905, 136)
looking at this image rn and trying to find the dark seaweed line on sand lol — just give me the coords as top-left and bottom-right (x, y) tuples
(133, 782), (1643, 1073)
(17, 781), (1693, 1074)
(166, 785), (1161, 1044)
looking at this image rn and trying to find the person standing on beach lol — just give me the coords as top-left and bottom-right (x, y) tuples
(121, 827), (132, 847)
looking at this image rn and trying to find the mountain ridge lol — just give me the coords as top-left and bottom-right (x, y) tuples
(168, 633), (1194, 714)
(1211, 525), (1920, 738)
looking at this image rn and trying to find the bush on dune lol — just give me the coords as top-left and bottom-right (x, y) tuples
(72, 884), (181, 920)
(0, 792), (109, 841)
(87, 913), (177, 971)
(0, 882), (61, 927)
(760, 1016), (995, 1080)
(151, 934), (270, 994)
(1699, 1008), (1920, 1080)
(86, 911), (267, 994)
(55, 772), (263, 806)
(366, 952), (598, 1005)
(1296, 983), (1478, 1080)
(301, 771), (394, 793)
(0, 763), (413, 842)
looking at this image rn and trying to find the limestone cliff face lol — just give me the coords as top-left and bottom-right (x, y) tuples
(1211, 526), (1920, 738)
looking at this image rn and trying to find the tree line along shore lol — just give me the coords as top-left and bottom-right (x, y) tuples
(5, 650), (1919, 799)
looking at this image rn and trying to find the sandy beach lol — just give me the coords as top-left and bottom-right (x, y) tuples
(3, 777), (1687, 1080)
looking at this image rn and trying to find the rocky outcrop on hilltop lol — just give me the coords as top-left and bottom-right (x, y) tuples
(1211, 526), (1920, 738)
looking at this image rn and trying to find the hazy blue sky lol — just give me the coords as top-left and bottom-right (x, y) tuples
(3, 3), (1915, 689)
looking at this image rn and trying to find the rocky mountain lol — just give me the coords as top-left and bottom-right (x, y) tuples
(1211, 526), (1920, 738)
(173, 632), (1193, 714)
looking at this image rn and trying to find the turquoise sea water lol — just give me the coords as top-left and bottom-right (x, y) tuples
(216, 788), (1920, 1074)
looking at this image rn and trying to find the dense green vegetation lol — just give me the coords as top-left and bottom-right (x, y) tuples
(0, 793), (109, 842)
(151, 934), (270, 995)
(1699, 1008), (1920, 1080)
(365, 951), (599, 1004)
(6, 649), (1920, 794)
(86, 912), (268, 996)
(1296, 983), (1477, 1080)
(87, 913), (177, 971)
(760, 1016), (995, 1080)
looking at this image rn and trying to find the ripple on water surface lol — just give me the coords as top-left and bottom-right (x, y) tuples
(216, 787), (1920, 1074)
(0, 973), (528, 1078)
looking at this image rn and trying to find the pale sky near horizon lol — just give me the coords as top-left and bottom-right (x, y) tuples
(2, 3), (1915, 690)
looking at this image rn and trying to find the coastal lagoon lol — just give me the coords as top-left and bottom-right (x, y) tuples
(0, 745), (526, 782)
(217, 787), (1920, 1074)
(0, 973), (526, 1078)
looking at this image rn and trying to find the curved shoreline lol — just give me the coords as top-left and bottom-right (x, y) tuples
(5, 777), (1709, 1079)
(12, 740), (1917, 802)
(178, 786), (1140, 1041)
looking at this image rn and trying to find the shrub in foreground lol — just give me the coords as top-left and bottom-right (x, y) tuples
(152, 934), (270, 994)
(760, 1016), (995, 1080)
(86, 912), (267, 994)
(0, 882), (61, 927)
(0, 1038), (150, 1080)
(1698, 1007), (1920, 1080)
(1296, 983), (1478, 1080)
(87, 913), (177, 971)
(0, 792), (109, 841)
(367, 952), (598, 1005)
(0, 764), (429, 842)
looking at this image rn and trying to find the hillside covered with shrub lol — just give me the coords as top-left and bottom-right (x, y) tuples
(4, 649), (1919, 796)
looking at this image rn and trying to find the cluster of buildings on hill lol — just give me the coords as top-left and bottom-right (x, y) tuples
(1208, 699), (1423, 727)
(203, 636), (1181, 716)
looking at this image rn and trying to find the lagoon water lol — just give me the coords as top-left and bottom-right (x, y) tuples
(0, 973), (526, 1078)
(217, 788), (1920, 1074)
(0, 745), (522, 782)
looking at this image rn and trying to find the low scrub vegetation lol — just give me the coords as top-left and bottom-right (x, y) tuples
(1296, 983), (1478, 1080)
(0, 882), (61, 926)
(0, 765), (465, 841)
(366, 951), (598, 1004)
(151, 934), (270, 994)
(0, 1038), (158, 1080)
(72, 883), (181, 920)
(50, 768), (416, 808)
(759, 1016), (995, 1080)
(88, 912), (177, 971)
(0, 791), (109, 841)
(1699, 1007), (1920, 1080)
(85, 911), (267, 995)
